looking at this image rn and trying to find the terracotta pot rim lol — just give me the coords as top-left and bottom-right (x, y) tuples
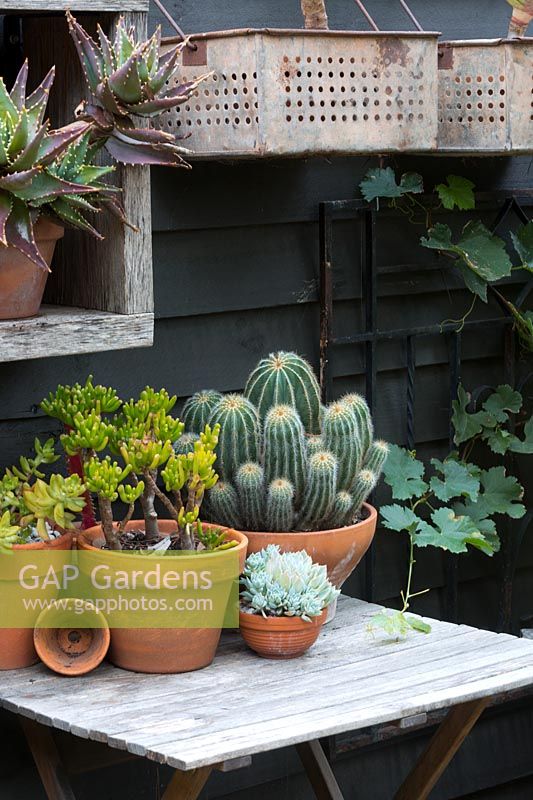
(239, 608), (327, 630)
(77, 520), (248, 561)
(13, 530), (74, 551)
(33, 215), (65, 242)
(239, 502), (377, 537)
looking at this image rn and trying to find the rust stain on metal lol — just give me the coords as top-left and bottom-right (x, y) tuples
(438, 44), (454, 70)
(378, 37), (410, 68)
(278, 58), (300, 87)
(182, 40), (207, 67)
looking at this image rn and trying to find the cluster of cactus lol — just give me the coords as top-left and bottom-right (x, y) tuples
(0, 437), (86, 545)
(240, 545), (339, 620)
(67, 11), (208, 167)
(177, 351), (389, 532)
(42, 380), (223, 552)
(0, 61), (122, 269)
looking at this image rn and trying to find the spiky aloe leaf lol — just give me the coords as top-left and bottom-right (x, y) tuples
(0, 78), (18, 124)
(108, 48), (144, 104)
(9, 124), (47, 172)
(97, 25), (116, 77)
(4, 198), (48, 270)
(49, 197), (104, 239)
(0, 168), (39, 193)
(95, 79), (129, 117)
(149, 46), (181, 96)
(26, 67), (55, 130)
(36, 120), (91, 166)
(0, 191), (12, 245)
(13, 171), (101, 203)
(10, 60), (28, 111)
(128, 76), (209, 116)
(114, 123), (180, 146)
(114, 17), (135, 63)
(7, 109), (29, 159)
(66, 10), (103, 93)
(104, 135), (190, 167)
(76, 164), (115, 183)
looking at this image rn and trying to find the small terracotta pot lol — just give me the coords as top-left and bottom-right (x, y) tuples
(0, 216), (64, 320)
(0, 531), (74, 671)
(34, 598), (110, 677)
(239, 608), (327, 659)
(76, 521), (248, 674)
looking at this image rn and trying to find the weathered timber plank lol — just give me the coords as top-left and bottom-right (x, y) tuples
(0, 307), (153, 362)
(1, 1), (148, 12)
(394, 698), (490, 800)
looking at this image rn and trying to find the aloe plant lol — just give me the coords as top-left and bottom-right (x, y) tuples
(0, 61), (121, 268)
(67, 12), (208, 167)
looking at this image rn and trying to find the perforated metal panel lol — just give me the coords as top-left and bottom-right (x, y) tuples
(437, 39), (533, 154)
(160, 29), (439, 158)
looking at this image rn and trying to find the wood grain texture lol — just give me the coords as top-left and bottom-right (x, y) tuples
(1, 598), (533, 773)
(394, 698), (490, 800)
(161, 766), (213, 800)
(0, 306), (153, 362)
(0, 1), (148, 10)
(25, 12), (153, 316)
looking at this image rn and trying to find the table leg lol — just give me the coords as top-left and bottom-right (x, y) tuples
(296, 739), (345, 800)
(394, 697), (490, 800)
(162, 765), (213, 800)
(20, 718), (77, 800)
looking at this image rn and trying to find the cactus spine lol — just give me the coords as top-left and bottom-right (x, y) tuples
(245, 351), (322, 434)
(206, 481), (242, 529)
(340, 393), (374, 459)
(322, 402), (363, 491)
(263, 404), (307, 501)
(266, 478), (295, 532)
(324, 491), (353, 530)
(351, 469), (377, 516)
(364, 440), (389, 478)
(235, 462), (265, 531)
(306, 434), (324, 456)
(173, 432), (199, 455)
(181, 390), (223, 434)
(208, 394), (260, 481)
(296, 451), (337, 531)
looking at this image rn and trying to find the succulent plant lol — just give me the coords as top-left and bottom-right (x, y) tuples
(23, 474), (86, 539)
(181, 390), (222, 434)
(0, 511), (21, 554)
(240, 545), (339, 621)
(67, 11), (208, 167)
(244, 351), (322, 435)
(43, 380), (224, 552)
(0, 61), (120, 269)
(183, 352), (387, 532)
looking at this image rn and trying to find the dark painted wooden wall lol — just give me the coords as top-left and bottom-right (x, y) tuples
(0, 1), (532, 798)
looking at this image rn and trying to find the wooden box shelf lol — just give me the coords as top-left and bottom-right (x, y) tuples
(0, 1), (154, 363)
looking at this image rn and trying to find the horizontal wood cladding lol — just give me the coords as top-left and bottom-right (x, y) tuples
(0, 1), (149, 10)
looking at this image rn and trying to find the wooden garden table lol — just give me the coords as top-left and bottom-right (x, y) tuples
(1, 596), (533, 800)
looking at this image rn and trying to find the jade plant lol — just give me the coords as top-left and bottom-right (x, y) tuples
(67, 11), (208, 167)
(371, 384), (531, 638)
(0, 61), (121, 268)
(178, 351), (389, 532)
(0, 437), (86, 545)
(359, 168), (533, 352)
(240, 545), (339, 621)
(42, 380), (227, 552)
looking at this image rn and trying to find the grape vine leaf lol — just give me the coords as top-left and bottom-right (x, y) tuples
(477, 467), (526, 519)
(436, 175), (475, 211)
(482, 426), (518, 455)
(369, 610), (431, 638)
(380, 504), (420, 533)
(453, 500), (501, 554)
(483, 384), (522, 422)
(511, 221), (533, 270)
(415, 507), (495, 555)
(452, 385), (494, 445)
(509, 417), (533, 454)
(420, 221), (512, 302)
(359, 168), (423, 204)
(429, 458), (480, 502)
(382, 444), (428, 500)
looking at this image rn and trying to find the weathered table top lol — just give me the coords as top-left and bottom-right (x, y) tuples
(1, 596), (533, 772)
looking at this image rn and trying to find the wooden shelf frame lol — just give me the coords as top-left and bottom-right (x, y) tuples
(0, 2), (155, 362)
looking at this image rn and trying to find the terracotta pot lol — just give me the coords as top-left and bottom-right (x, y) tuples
(242, 503), (377, 589)
(0, 216), (64, 320)
(76, 521), (248, 674)
(0, 531), (74, 671)
(239, 608), (327, 659)
(34, 598), (110, 677)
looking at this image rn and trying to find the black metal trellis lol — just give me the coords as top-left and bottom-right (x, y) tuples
(319, 190), (533, 629)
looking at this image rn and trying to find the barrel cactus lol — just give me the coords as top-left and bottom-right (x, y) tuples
(245, 351), (322, 434)
(179, 351), (387, 533)
(181, 390), (222, 434)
